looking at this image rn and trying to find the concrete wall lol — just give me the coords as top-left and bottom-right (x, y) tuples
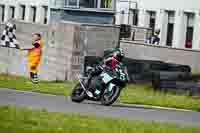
(68, 23), (119, 80)
(0, 21), (119, 81)
(0, 21), (52, 79)
(121, 41), (200, 73)
(49, 9), (62, 24)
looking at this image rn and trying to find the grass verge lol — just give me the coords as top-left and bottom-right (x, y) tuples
(0, 106), (200, 133)
(0, 74), (74, 96)
(0, 74), (200, 111)
(120, 84), (200, 112)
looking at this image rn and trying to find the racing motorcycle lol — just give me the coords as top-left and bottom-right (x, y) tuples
(71, 63), (129, 106)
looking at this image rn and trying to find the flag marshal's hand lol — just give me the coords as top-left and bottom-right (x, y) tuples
(20, 48), (28, 51)
(20, 48), (34, 51)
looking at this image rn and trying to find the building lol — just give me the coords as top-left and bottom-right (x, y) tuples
(0, 0), (49, 24)
(1, 0), (200, 50)
(116, 0), (200, 50)
(50, 0), (117, 24)
(115, 0), (138, 25)
(0, 0), (117, 24)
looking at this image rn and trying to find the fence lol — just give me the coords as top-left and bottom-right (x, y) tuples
(119, 25), (152, 43)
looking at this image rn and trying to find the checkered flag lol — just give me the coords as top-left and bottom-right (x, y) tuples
(0, 22), (20, 49)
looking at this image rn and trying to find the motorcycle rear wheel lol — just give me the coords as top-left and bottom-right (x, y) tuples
(71, 83), (86, 103)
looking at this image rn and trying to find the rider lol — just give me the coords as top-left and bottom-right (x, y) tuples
(87, 48), (125, 97)
(88, 48), (125, 79)
(103, 48), (125, 70)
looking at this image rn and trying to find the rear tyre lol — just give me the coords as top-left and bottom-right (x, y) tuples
(71, 83), (86, 103)
(101, 85), (121, 106)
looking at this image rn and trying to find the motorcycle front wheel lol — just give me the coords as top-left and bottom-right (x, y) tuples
(71, 83), (86, 103)
(101, 85), (121, 106)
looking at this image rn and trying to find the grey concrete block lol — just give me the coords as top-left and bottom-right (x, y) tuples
(121, 41), (200, 73)
(0, 21), (119, 81)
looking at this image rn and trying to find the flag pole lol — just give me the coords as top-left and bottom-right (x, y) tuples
(6, 48), (10, 74)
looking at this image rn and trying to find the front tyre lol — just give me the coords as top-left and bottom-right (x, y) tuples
(101, 85), (121, 106)
(71, 83), (86, 103)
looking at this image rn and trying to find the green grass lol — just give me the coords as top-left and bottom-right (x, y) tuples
(0, 74), (200, 111)
(0, 74), (74, 96)
(120, 84), (200, 112)
(0, 106), (200, 133)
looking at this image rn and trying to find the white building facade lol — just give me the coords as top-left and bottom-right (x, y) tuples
(0, 0), (200, 49)
(50, 0), (117, 24)
(116, 0), (200, 50)
(0, 0), (117, 24)
(0, 0), (50, 24)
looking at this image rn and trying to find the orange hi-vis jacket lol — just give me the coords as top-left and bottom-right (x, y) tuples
(27, 40), (43, 66)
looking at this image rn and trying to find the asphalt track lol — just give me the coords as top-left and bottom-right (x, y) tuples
(0, 88), (200, 127)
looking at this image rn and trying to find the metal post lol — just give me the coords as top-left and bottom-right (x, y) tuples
(81, 26), (88, 76)
(6, 48), (10, 74)
(117, 30), (121, 48)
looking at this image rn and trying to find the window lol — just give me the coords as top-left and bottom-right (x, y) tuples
(43, 6), (48, 24)
(79, 0), (98, 8)
(65, 0), (79, 7)
(185, 13), (194, 49)
(64, 0), (114, 9)
(100, 0), (113, 8)
(166, 11), (175, 46)
(0, 5), (5, 22)
(31, 6), (36, 22)
(10, 6), (15, 19)
(166, 23), (174, 46)
(69, 0), (78, 6)
(131, 9), (138, 25)
(148, 11), (156, 33)
(20, 5), (25, 20)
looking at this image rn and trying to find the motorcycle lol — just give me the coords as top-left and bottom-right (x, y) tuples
(71, 63), (129, 106)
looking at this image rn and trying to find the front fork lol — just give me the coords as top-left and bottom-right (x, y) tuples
(108, 83), (115, 92)
(77, 75), (94, 98)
